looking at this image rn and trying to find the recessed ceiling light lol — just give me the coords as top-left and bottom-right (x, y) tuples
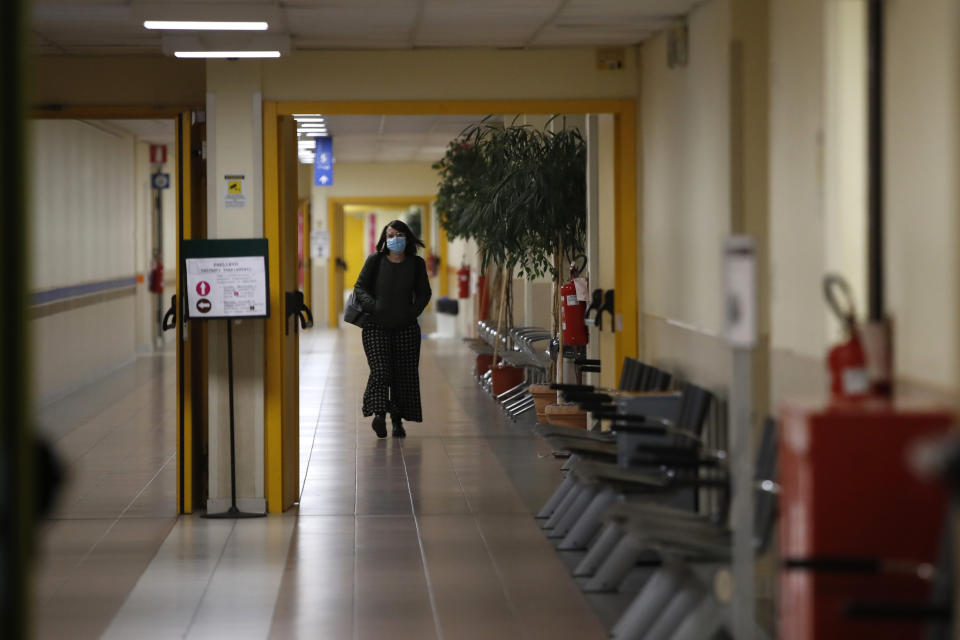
(146, 21), (269, 31)
(174, 51), (281, 58)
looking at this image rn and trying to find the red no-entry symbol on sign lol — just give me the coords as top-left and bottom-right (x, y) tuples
(196, 281), (211, 296)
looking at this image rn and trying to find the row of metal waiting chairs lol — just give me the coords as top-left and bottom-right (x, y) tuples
(464, 321), (555, 420)
(532, 357), (778, 639)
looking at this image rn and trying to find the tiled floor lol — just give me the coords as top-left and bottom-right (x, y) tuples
(33, 329), (607, 639)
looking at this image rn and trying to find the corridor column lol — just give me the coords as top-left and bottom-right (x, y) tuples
(205, 61), (267, 514)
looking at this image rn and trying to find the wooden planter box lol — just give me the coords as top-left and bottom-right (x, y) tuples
(529, 384), (556, 423)
(545, 403), (587, 429)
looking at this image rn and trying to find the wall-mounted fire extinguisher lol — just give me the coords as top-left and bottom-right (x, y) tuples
(561, 255), (589, 346)
(148, 255), (164, 294)
(824, 274), (869, 399)
(426, 253), (440, 278)
(457, 264), (470, 299)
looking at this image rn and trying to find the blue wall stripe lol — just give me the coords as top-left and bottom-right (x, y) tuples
(30, 276), (138, 306)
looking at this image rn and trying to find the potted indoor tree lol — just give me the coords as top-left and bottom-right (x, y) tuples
(434, 118), (587, 420)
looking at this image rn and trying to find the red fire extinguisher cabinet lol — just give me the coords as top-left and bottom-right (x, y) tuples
(778, 400), (953, 640)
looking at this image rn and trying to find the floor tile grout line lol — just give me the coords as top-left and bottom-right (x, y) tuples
(68, 451), (177, 571)
(117, 452), (176, 519)
(183, 519), (238, 638)
(439, 430), (530, 637)
(399, 440), (445, 640)
(351, 332), (361, 640)
(298, 343), (334, 502)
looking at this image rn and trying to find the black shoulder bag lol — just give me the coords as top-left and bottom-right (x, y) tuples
(344, 254), (382, 327)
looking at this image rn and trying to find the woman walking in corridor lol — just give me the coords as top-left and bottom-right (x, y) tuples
(353, 220), (432, 438)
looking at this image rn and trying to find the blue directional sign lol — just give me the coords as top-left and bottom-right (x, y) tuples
(314, 137), (334, 186)
(151, 173), (171, 190)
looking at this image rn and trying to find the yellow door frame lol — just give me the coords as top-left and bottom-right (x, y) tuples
(263, 99), (637, 514)
(30, 105), (203, 514)
(327, 195), (436, 328)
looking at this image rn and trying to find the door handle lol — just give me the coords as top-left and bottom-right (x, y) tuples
(584, 288), (603, 329)
(599, 289), (615, 331)
(162, 295), (177, 331)
(285, 291), (314, 335)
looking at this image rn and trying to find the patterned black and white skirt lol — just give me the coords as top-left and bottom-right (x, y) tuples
(361, 321), (423, 422)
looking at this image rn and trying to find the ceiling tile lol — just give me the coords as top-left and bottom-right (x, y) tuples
(284, 6), (417, 39)
(555, 0), (692, 27)
(532, 25), (654, 47)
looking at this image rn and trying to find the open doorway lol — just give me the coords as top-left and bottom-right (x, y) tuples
(28, 110), (207, 516)
(263, 100), (637, 513)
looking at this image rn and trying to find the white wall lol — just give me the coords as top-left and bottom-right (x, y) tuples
(641, 0), (732, 336)
(206, 61), (266, 512)
(768, 0), (960, 397)
(769, 0), (827, 360)
(886, 0), (960, 390)
(133, 140), (178, 354)
(28, 120), (138, 403)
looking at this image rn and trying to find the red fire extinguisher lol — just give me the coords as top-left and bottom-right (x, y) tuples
(457, 264), (470, 299)
(824, 274), (869, 399)
(426, 253), (440, 278)
(149, 255), (164, 294)
(561, 255), (589, 346)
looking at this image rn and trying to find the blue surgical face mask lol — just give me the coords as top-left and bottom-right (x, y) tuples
(386, 236), (406, 254)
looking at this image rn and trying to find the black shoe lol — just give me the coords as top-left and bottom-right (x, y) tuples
(391, 418), (406, 438)
(371, 415), (387, 438)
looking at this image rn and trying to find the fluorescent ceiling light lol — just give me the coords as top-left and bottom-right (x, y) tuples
(175, 50), (281, 58)
(146, 21), (268, 31)
(301, 132), (330, 137)
(294, 117), (326, 123)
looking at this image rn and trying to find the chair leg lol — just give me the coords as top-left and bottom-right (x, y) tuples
(573, 522), (624, 577)
(536, 474), (574, 519)
(667, 592), (730, 640)
(583, 535), (644, 593)
(610, 563), (690, 639)
(543, 482), (586, 530)
(548, 484), (599, 539)
(557, 486), (618, 550)
(640, 571), (707, 639)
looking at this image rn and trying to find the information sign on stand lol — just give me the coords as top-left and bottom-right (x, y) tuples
(181, 238), (269, 519)
(183, 239), (269, 320)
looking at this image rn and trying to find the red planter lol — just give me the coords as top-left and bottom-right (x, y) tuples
(476, 354), (494, 376)
(491, 363), (524, 395)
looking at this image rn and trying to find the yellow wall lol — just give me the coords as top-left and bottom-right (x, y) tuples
(30, 56), (205, 107)
(343, 211), (365, 294)
(261, 49), (637, 101)
(310, 162), (439, 326)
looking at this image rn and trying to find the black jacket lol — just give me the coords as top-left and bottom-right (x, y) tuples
(354, 253), (432, 327)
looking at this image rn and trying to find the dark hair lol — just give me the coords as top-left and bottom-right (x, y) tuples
(376, 219), (425, 257)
